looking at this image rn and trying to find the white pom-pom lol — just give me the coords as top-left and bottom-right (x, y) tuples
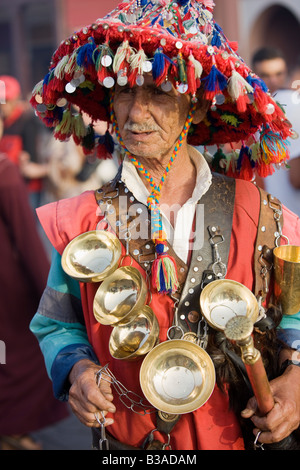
(227, 69), (253, 100)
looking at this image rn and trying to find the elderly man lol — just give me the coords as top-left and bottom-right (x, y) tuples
(30, 0), (300, 451)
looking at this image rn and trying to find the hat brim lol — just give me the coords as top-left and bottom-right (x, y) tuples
(30, 17), (293, 180)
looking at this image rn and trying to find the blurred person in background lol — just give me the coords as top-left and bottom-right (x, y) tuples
(289, 55), (300, 88)
(40, 114), (119, 204)
(252, 47), (300, 216)
(0, 111), (69, 450)
(0, 75), (50, 211)
(252, 47), (288, 95)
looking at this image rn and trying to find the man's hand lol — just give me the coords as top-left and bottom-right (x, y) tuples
(241, 362), (300, 445)
(68, 359), (116, 428)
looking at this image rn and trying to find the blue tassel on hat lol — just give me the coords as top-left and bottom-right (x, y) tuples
(152, 49), (173, 83)
(246, 74), (268, 92)
(202, 64), (227, 99)
(177, 0), (190, 5)
(237, 145), (254, 170)
(211, 28), (222, 48)
(76, 37), (97, 68)
(98, 130), (115, 154)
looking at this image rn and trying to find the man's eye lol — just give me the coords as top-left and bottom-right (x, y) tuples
(117, 87), (133, 95)
(121, 88), (131, 94)
(154, 88), (166, 95)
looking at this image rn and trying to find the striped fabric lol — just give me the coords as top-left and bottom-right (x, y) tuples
(30, 248), (98, 399)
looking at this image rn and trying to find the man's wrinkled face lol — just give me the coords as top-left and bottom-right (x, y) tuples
(253, 58), (288, 94)
(113, 75), (191, 160)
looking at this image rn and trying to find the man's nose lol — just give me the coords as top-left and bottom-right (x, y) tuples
(128, 90), (150, 121)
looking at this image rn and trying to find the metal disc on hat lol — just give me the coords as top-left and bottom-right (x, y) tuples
(36, 103), (47, 113)
(65, 82), (76, 94)
(189, 25), (198, 35)
(215, 94), (225, 105)
(142, 61), (152, 73)
(78, 74), (86, 84)
(56, 98), (68, 108)
(35, 94), (43, 104)
(103, 76), (115, 88)
(117, 75), (128, 86)
(291, 129), (299, 140)
(101, 55), (113, 68)
(177, 83), (188, 94)
(161, 80), (173, 92)
(265, 103), (275, 115)
(73, 70), (83, 79)
(70, 78), (81, 88)
(136, 75), (144, 86)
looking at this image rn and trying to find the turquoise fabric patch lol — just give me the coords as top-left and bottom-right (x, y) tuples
(30, 313), (90, 378)
(279, 311), (300, 331)
(47, 248), (81, 299)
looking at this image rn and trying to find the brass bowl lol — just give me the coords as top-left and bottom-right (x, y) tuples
(61, 230), (122, 282)
(139, 339), (215, 414)
(273, 245), (300, 315)
(93, 266), (147, 326)
(200, 279), (259, 331)
(109, 306), (159, 361)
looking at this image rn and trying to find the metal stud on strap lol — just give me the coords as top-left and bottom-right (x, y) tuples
(268, 195), (289, 247)
(209, 226), (227, 279)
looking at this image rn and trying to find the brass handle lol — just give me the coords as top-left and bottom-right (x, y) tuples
(225, 316), (274, 415)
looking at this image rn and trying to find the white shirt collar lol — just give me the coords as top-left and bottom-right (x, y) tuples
(121, 146), (212, 263)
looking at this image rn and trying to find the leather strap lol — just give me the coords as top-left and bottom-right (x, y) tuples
(94, 173), (236, 444)
(95, 173), (188, 295)
(95, 173), (235, 299)
(254, 188), (284, 302)
(174, 174), (236, 334)
(93, 173), (281, 446)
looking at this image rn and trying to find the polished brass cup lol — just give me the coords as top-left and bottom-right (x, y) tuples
(109, 305), (159, 361)
(200, 279), (259, 331)
(139, 339), (216, 414)
(93, 266), (147, 326)
(273, 245), (300, 315)
(61, 230), (122, 282)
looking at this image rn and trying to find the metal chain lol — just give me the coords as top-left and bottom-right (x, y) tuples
(95, 364), (155, 416)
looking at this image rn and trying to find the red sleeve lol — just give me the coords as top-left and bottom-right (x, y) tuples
(36, 190), (100, 255)
(227, 179), (260, 291)
(282, 206), (300, 245)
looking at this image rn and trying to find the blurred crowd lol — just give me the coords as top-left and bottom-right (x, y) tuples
(251, 48), (300, 217)
(0, 74), (119, 219)
(0, 75), (118, 451)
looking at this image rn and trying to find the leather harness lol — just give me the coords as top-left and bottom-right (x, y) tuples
(93, 170), (283, 450)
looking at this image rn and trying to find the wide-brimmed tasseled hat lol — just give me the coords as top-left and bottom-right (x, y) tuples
(30, 0), (294, 180)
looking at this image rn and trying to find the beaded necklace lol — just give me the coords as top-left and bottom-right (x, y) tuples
(110, 93), (196, 294)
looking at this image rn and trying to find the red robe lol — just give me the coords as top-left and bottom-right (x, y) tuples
(0, 156), (68, 435)
(37, 178), (300, 450)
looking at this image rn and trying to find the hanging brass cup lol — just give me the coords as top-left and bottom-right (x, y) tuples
(200, 279), (259, 331)
(109, 305), (159, 361)
(93, 266), (148, 326)
(139, 339), (215, 414)
(273, 245), (300, 315)
(61, 230), (122, 282)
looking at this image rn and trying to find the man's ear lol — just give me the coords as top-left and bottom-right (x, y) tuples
(192, 98), (210, 124)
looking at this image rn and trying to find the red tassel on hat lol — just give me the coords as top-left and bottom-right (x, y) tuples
(187, 54), (203, 96)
